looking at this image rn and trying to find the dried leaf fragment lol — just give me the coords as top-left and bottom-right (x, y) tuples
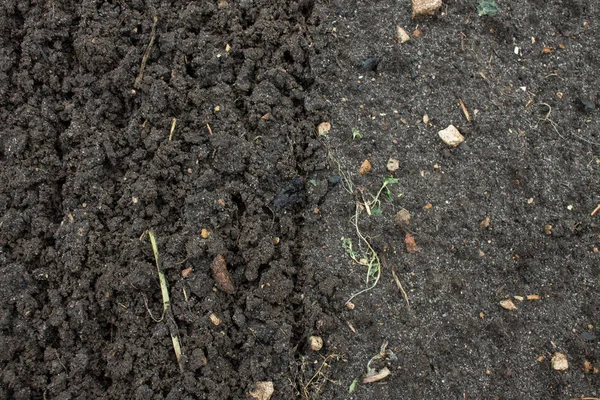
(363, 367), (391, 384)
(551, 352), (568, 371)
(211, 255), (234, 294)
(359, 159), (372, 175)
(249, 381), (274, 400)
(405, 233), (420, 253)
(500, 299), (517, 310)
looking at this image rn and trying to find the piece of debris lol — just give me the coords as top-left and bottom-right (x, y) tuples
(412, 0), (442, 18)
(405, 233), (420, 253)
(395, 208), (411, 226)
(584, 361), (594, 373)
(217, 0), (229, 8)
(480, 216), (491, 229)
(359, 159), (372, 175)
(438, 124), (465, 147)
(526, 294), (541, 301)
(308, 336), (323, 351)
(209, 313), (222, 326)
(423, 114), (430, 124)
(249, 381), (274, 400)
(360, 57), (379, 71)
(363, 367), (391, 384)
(513, 295), (524, 301)
(396, 25), (411, 43)
(317, 122), (331, 136)
(201, 228), (211, 239)
(551, 352), (569, 371)
(346, 301), (355, 310)
(544, 224), (553, 235)
(387, 158), (400, 172)
(424, 203), (433, 209)
(272, 177), (306, 211)
(580, 96), (596, 113)
(458, 98), (471, 122)
(181, 267), (193, 278)
(500, 299), (517, 310)
(211, 255), (235, 294)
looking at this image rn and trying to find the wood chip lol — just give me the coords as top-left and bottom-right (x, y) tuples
(500, 299), (517, 310)
(526, 294), (541, 300)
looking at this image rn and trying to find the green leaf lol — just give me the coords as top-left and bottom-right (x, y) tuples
(349, 377), (359, 393)
(351, 127), (362, 139)
(371, 207), (382, 215)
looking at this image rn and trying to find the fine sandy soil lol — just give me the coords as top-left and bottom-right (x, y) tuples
(1, 0), (599, 399)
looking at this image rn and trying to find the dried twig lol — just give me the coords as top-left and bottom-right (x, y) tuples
(134, 15), (158, 88)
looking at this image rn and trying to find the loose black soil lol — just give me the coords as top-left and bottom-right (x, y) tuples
(1, 0), (599, 398)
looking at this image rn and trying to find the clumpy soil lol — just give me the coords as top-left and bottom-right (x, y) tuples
(1, 0), (599, 398)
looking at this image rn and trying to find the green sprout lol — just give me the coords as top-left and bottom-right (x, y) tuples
(364, 176), (398, 215)
(351, 127), (362, 139)
(477, 0), (499, 16)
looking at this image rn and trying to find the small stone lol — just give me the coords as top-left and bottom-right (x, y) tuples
(317, 122), (331, 136)
(423, 114), (429, 124)
(513, 295), (524, 301)
(201, 229), (211, 239)
(500, 299), (517, 310)
(396, 25), (411, 43)
(346, 302), (355, 310)
(544, 224), (553, 235)
(584, 361), (593, 373)
(182, 267), (193, 278)
(480, 217), (491, 229)
(438, 124), (465, 147)
(209, 313), (222, 326)
(395, 209), (411, 226)
(551, 352), (568, 371)
(412, 0), (442, 18)
(359, 159), (372, 175)
(249, 382), (274, 400)
(387, 158), (400, 172)
(308, 336), (323, 351)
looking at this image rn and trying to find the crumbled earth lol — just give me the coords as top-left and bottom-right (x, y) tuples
(1, 0), (599, 399)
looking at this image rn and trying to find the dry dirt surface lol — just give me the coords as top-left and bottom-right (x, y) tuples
(1, 0), (599, 399)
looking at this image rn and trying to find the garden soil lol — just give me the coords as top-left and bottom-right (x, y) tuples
(1, 0), (599, 398)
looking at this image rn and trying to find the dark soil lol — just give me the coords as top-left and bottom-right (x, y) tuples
(1, 0), (599, 398)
